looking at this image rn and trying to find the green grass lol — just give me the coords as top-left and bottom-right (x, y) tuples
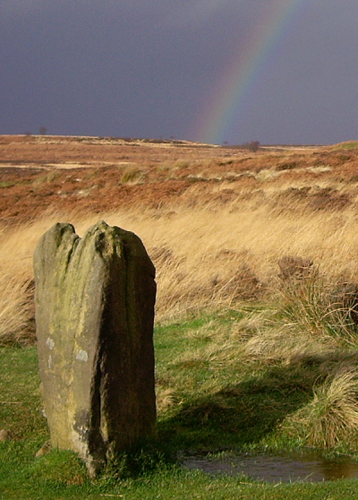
(155, 311), (310, 450)
(2, 305), (358, 498)
(331, 141), (358, 150)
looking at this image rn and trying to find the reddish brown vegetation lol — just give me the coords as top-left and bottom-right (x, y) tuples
(1, 135), (358, 224)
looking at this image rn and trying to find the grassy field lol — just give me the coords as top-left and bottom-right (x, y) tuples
(2, 137), (358, 497)
(2, 309), (358, 498)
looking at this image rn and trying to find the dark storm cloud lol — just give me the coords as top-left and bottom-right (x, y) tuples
(1, 0), (358, 144)
(239, 1), (358, 144)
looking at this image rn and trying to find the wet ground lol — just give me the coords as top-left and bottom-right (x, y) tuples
(182, 452), (358, 483)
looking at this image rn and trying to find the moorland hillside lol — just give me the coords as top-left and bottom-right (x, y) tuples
(1, 135), (358, 342)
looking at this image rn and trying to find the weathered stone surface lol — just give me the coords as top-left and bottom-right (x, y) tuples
(33, 221), (156, 474)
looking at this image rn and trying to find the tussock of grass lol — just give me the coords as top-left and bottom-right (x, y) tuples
(0, 274), (34, 346)
(278, 275), (358, 346)
(282, 369), (358, 449)
(120, 165), (146, 184)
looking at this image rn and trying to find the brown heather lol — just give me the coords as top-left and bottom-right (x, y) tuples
(1, 136), (358, 343)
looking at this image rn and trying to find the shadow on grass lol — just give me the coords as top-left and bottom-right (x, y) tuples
(156, 356), (333, 452)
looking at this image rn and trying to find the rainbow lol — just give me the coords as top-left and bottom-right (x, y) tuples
(192, 0), (309, 145)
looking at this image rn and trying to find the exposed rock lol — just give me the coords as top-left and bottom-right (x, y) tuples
(34, 221), (156, 475)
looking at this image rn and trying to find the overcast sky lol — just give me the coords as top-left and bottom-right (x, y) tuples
(1, 0), (358, 144)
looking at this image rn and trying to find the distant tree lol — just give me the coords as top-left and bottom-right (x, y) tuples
(39, 126), (47, 135)
(223, 141), (228, 145)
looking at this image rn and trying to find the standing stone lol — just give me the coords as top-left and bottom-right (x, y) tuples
(33, 221), (156, 475)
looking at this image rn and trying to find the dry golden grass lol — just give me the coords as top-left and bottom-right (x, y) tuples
(4, 138), (358, 463)
(3, 188), (358, 451)
(3, 194), (358, 343)
(2, 136), (358, 343)
(283, 368), (358, 448)
(0, 274), (34, 346)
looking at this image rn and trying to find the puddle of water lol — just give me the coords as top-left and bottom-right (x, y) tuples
(181, 452), (358, 483)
